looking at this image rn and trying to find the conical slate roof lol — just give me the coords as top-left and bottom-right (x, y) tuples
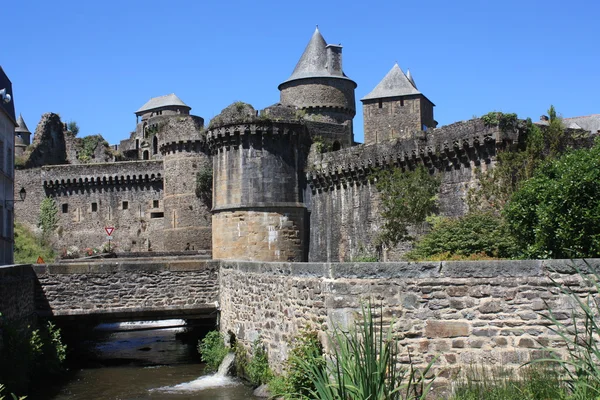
(135, 93), (190, 114)
(361, 63), (421, 101)
(15, 114), (30, 133)
(280, 27), (354, 85)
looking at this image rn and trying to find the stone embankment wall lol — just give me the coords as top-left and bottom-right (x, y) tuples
(306, 119), (511, 261)
(219, 259), (599, 384)
(0, 265), (36, 353)
(33, 259), (219, 320)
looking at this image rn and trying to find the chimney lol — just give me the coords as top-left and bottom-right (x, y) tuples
(326, 44), (343, 76)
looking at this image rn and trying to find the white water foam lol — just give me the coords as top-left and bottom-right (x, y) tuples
(152, 353), (238, 392)
(94, 319), (186, 332)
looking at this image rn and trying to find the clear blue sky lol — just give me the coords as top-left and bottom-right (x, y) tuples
(3, 0), (598, 145)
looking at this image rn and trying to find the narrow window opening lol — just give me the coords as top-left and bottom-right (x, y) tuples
(153, 200), (159, 208)
(143, 150), (149, 160)
(91, 202), (98, 212)
(122, 201), (129, 210)
(400, 99), (405, 107)
(378, 99), (382, 109)
(136, 139), (139, 150)
(62, 204), (68, 213)
(153, 135), (158, 155)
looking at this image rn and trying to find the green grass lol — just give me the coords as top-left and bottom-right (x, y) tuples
(13, 222), (55, 264)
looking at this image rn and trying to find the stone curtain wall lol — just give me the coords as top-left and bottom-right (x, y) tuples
(307, 119), (510, 261)
(33, 260), (219, 319)
(219, 259), (600, 384)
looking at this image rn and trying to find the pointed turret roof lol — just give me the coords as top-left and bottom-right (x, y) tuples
(280, 27), (355, 86)
(361, 64), (421, 101)
(15, 114), (30, 133)
(135, 93), (190, 115)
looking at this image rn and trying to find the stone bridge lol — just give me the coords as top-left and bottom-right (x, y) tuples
(32, 258), (219, 324)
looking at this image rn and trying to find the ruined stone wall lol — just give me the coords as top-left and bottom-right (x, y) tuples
(219, 259), (600, 387)
(307, 119), (508, 261)
(33, 259), (219, 319)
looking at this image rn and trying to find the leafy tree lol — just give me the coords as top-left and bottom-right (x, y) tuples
(375, 165), (440, 247)
(504, 139), (600, 259)
(14, 222), (55, 263)
(406, 213), (520, 261)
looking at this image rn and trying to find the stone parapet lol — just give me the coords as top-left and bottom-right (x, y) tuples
(219, 258), (600, 387)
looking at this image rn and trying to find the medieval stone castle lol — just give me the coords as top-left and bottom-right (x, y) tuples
(12, 28), (598, 262)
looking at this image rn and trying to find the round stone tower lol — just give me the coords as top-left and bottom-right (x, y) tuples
(208, 102), (309, 262)
(15, 114), (31, 157)
(159, 113), (212, 252)
(278, 27), (357, 147)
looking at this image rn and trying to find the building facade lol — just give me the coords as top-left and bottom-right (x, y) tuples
(0, 66), (16, 265)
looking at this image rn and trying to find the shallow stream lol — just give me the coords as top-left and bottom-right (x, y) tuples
(39, 320), (257, 400)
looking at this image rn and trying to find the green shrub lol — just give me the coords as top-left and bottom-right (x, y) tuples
(13, 222), (55, 264)
(281, 329), (325, 399)
(293, 303), (436, 400)
(197, 331), (229, 373)
(0, 384), (26, 400)
(406, 213), (519, 261)
(504, 139), (600, 259)
(246, 339), (272, 386)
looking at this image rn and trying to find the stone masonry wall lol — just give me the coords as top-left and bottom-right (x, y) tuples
(33, 259), (219, 319)
(15, 161), (166, 253)
(0, 265), (36, 353)
(307, 118), (508, 261)
(219, 259), (600, 388)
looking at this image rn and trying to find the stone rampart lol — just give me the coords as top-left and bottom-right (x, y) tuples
(306, 119), (511, 261)
(219, 259), (600, 383)
(33, 259), (219, 321)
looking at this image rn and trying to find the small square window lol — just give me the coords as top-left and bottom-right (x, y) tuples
(153, 200), (159, 208)
(91, 203), (98, 212)
(62, 204), (68, 214)
(122, 201), (129, 210)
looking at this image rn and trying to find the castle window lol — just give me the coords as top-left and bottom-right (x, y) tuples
(136, 139), (139, 150)
(378, 99), (382, 109)
(153, 135), (158, 155)
(143, 150), (149, 160)
(400, 99), (405, 107)
(153, 200), (159, 208)
(62, 204), (68, 214)
(91, 202), (98, 212)
(122, 201), (129, 210)
(150, 212), (164, 219)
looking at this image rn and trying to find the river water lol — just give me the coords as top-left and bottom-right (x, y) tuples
(41, 320), (257, 400)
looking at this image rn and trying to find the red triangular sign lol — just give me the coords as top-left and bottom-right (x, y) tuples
(105, 227), (115, 236)
(36, 256), (45, 264)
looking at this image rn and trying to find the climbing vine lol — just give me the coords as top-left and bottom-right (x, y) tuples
(38, 197), (58, 240)
(195, 165), (213, 207)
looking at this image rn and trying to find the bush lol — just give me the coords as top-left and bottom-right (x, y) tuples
(246, 339), (272, 386)
(197, 331), (229, 373)
(276, 329), (325, 399)
(13, 222), (55, 264)
(406, 213), (520, 261)
(504, 139), (600, 259)
(293, 303), (436, 400)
